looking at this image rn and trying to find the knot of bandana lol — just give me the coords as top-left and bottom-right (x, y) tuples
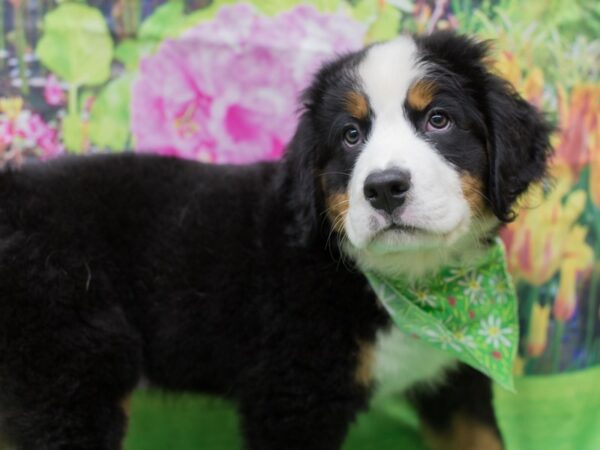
(366, 238), (518, 391)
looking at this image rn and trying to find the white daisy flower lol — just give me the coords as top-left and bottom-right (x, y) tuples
(459, 272), (484, 305)
(453, 327), (476, 348)
(478, 315), (512, 348)
(425, 325), (462, 352)
(413, 288), (437, 308)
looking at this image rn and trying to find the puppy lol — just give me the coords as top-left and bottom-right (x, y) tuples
(0, 32), (551, 450)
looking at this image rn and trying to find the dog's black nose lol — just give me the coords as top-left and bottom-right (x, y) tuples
(363, 168), (411, 214)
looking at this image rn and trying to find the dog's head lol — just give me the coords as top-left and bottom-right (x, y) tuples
(285, 32), (552, 277)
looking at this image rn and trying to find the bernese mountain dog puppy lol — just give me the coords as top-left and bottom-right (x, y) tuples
(0, 32), (551, 449)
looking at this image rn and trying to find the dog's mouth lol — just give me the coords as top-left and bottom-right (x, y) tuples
(387, 223), (420, 234)
(378, 222), (431, 237)
(367, 221), (453, 254)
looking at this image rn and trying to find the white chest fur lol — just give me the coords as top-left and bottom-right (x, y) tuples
(373, 327), (458, 396)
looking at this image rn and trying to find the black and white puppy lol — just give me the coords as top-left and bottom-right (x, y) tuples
(0, 32), (551, 450)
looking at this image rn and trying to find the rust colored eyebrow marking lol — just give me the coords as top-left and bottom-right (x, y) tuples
(345, 91), (369, 120)
(407, 80), (438, 110)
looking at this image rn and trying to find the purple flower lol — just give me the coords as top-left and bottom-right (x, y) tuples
(131, 3), (366, 164)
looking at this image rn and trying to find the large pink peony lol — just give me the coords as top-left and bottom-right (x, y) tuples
(131, 3), (366, 164)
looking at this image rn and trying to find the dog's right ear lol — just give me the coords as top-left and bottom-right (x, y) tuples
(282, 112), (322, 247)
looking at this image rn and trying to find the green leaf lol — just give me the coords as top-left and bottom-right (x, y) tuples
(246, 0), (296, 16)
(349, 0), (378, 22)
(366, 6), (401, 42)
(89, 74), (134, 151)
(138, 0), (187, 42)
(36, 3), (113, 86)
(114, 39), (146, 71)
(139, 0), (234, 43)
(133, 0), (234, 66)
(62, 115), (85, 153)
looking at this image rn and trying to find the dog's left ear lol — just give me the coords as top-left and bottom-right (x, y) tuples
(484, 74), (554, 221)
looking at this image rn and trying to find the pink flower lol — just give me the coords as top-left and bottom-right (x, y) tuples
(44, 74), (65, 106)
(131, 4), (366, 164)
(18, 113), (63, 159)
(0, 110), (63, 162)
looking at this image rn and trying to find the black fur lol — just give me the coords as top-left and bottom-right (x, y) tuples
(0, 32), (551, 449)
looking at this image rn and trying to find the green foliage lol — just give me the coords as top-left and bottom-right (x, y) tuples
(114, 0), (239, 70)
(349, 0), (378, 21)
(454, 0), (600, 87)
(365, 6), (402, 42)
(247, 0), (343, 15)
(89, 74), (134, 151)
(62, 115), (85, 154)
(36, 3), (113, 87)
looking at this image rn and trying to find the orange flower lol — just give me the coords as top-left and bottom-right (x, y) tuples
(553, 85), (600, 178)
(526, 303), (551, 357)
(503, 166), (590, 286)
(589, 112), (600, 206)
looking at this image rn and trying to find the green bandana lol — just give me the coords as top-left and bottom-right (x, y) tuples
(366, 238), (518, 391)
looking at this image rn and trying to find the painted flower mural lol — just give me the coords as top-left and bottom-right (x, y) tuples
(0, 0), (599, 449)
(131, 4), (366, 163)
(0, 97), (63, 165)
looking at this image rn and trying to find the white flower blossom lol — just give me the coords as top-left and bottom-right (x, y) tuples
(459, 272), (484, 305)
(478, 315), (512, 348)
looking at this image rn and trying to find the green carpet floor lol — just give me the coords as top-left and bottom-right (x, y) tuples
(124, 391), (426, 450)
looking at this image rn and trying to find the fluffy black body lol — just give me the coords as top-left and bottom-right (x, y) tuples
(0, 154), (390, 449)
(0, 32), (551, 449)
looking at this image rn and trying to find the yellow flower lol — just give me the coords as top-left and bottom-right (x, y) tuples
(0, 97), (24, 120)
(504, 166), (590, 286)
(526, 303), (550, 357)
(513, 355), (525, 376)
(553, 225), (594, 322)
(589, 112), (600, 206)
(493, 51), (521, 88)
(521, 67), (544, 107)
(492, 52), (544, 106)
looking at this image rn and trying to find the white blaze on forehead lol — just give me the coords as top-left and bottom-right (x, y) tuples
(344, 35), (472, 268)
(358, 36), (423, 114)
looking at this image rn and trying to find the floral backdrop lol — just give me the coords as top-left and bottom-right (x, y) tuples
(0, 0), (599, 448)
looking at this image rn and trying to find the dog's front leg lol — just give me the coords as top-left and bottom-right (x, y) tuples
(408, 364), (504, 450)
(239, 383), (367, 450)
(237, 340), (373, 450)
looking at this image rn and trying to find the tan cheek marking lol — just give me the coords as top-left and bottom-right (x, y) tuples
(354, 340), (376, 387)
(407, 80), (438, 111)
(422, 415), (503, 450)
(460, 173), (487, 216)
(120, 394), (133, 445)
(325, 192), (349, 233)
(345, 91), (369, 120)
(121, 395), (132, 418)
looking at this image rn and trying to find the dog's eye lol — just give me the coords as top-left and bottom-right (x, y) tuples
(343, 126), (362, 147)
(426, 111), (451, 131)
